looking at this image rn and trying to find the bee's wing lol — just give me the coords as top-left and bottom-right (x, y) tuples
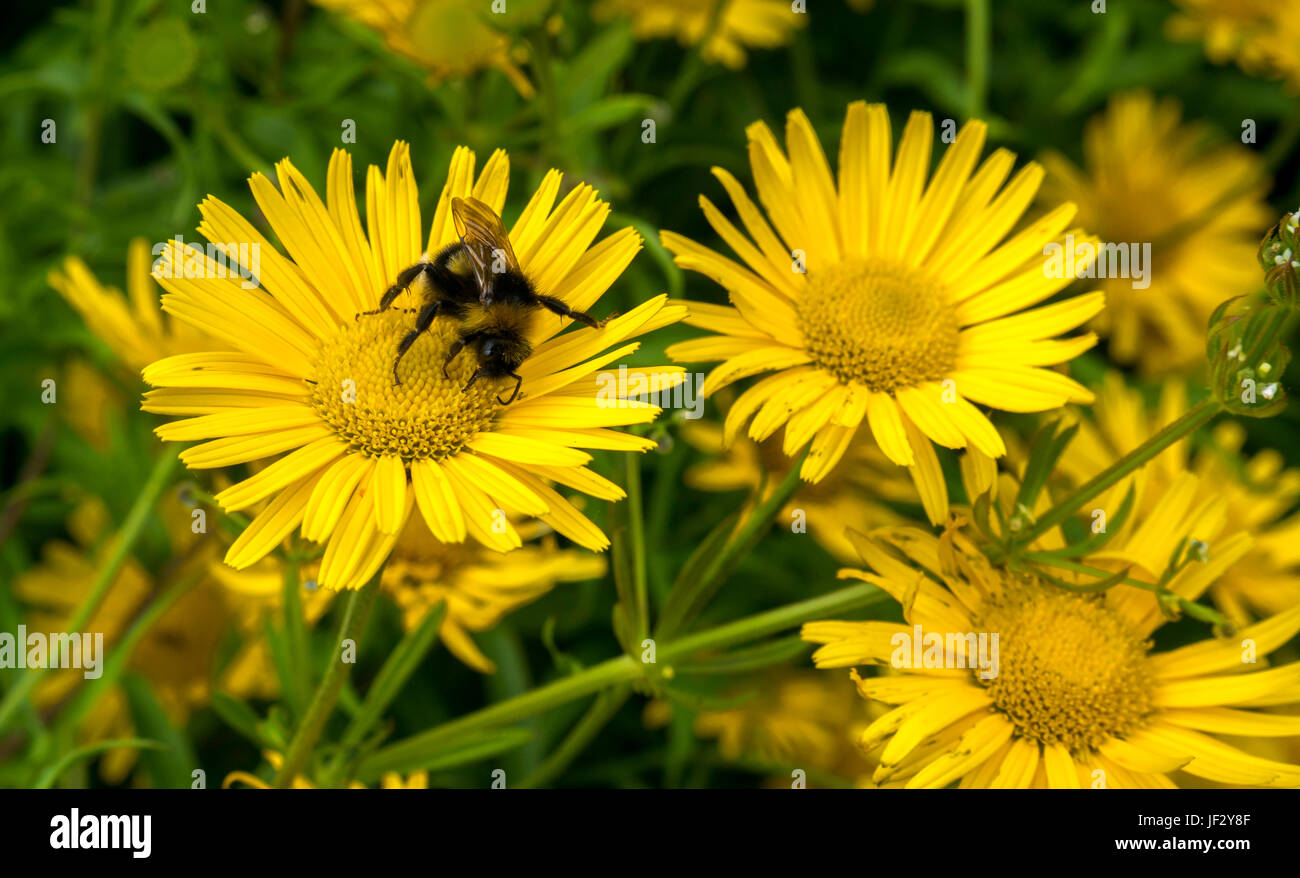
(451, 197), (522, 302)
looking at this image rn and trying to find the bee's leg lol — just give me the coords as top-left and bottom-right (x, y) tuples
(462, 368), (485, 393)
(533, 294), (603, 329)
(391, 300), (440, 386)
(496, 373), (524, 405)
(359, 263), (427, 319)
(443, 330), (482, 379)
(442, 341), (466, 379)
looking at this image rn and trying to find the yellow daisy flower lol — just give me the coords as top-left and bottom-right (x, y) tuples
(680, 418), (916, 563)
(1040, 90), (1272, 373)
(351, 514), (605, 673)
(1056, 372), (1300, 626)
(143, 141), (684, 590)
(1168, 0), (1300, 92)
(49, 238), (211, 373)
(801, 474), (1300, 788)
(310, 0), (534, 96)
(664, 103), (1102, 526)
(595, 0), (805, 69)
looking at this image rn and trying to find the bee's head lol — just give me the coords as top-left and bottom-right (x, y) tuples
(477, 335), (529, 374)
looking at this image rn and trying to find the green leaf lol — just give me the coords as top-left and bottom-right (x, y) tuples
(210, 692), (269, 748)
(560, 95), (659, 137)
(541, 616), (585, 676)
(478, 626), (543, 777)
(1029, 562), (1133, 595)
(49, 571), (199, 737)
(122, 675), (194, 789)
(674, 635), (812, 675)
(655, 509), (741, 638)
(281, 561), (310, 715)
(561, 23), (634, 110)
(1026, 483), (1137, 560)
(35, 738), (166, 790)
(661, 682), (759, 712)
(340, 602), (446, 751)
(368, 727), (536, 779)
(262, 617), (303, 718)
(877, 51), (970, 119)
(1014, 418), (1079, 521)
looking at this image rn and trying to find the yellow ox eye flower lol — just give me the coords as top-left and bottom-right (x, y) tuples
(311, 0), (535, 96)
(594, 0), (806, 70)
(664, 102), (1102, 525)
(802, 474), (1300, 789)
(142, 141), (685, 589)
(1040, 90), (1272, 374)
(350, 514), (604, 673)
(1168, 0), (1300, 93)
(49, 238), (213, 372)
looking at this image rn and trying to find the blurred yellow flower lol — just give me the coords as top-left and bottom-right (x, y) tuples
(666, 102), (1100, 527)
(59, 358), (122, 451)
(692, 670), (876, 785)
(49, 238), (210, 374)
(680, 418), (916, 563)
(14, 497), (229, 783)
(595, 0), (805, 69)
(312, 0), (535, 95)
(1040, 91), (1272, 374)
(1168, 0), (1300, 92)
(348, 514), (604, 673)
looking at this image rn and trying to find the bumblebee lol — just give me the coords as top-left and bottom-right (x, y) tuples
(360, 197), (606, 404)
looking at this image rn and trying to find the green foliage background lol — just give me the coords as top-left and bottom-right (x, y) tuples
(1, 0), (1298, 788)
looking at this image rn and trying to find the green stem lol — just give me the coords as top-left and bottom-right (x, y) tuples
(35, 738), (167, 790)
(337, 603), (447, 753)
(273, 573), (380, 788)
(0, 449), (180, 734)
(964, 0), (990, 120)
(184, 485), (250, 536)
(1242, 306), (1294, 369)
(1014, 398), (1221, 547)
(1021, 556), (1230, 628)
(52, 565), (205, 734)
(356, 581), (885, 779)
(626, 455), (649, 641)
(655, 448), (808, 640)
(517, 684), (632, 789)
(664, 0), (724, 113)
(282, 557), (309, 717)
(73, 0), (114, 238)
